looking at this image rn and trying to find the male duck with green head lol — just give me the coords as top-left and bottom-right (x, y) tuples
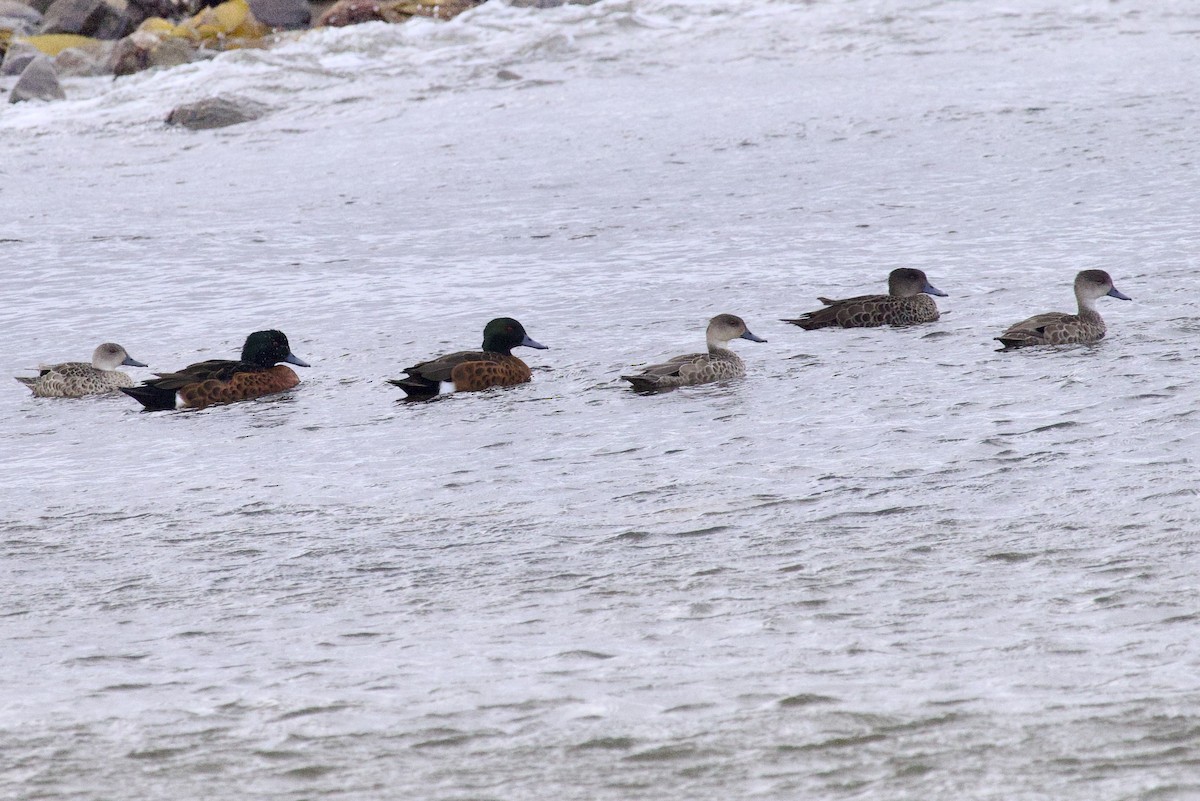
(122, 330), (309, 410)
(389, 317), (548, 399)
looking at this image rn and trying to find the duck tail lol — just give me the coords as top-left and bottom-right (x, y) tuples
(780, 314), (830, 330)
(387, 377), (439, 400)
(120, 384), (177, 410)
(621, 375), (661, 393)
(994, 335), (1028, 351)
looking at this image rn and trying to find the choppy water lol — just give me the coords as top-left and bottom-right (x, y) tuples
(3, 1), (1200, 798)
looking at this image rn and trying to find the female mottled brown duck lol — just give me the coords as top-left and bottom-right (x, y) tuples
(621, 314), (766, 392)
(783, 268), (948, 329)
(16, 343), (147, 398)
(996, 269), (1131, 349)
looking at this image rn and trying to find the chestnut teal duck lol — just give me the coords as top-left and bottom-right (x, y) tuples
(121, 330), (309, 410)
(388, 317), (548, 400)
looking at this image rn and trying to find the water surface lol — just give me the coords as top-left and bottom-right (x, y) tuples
(2, 2), (1199, 798)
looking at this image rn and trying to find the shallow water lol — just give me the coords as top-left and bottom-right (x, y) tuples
(2, 1), (1200, 798)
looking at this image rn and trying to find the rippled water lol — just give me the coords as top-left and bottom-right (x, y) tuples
(3, 1), (1200, 798)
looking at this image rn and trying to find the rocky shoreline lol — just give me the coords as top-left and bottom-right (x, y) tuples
(1, 0), (594, 110)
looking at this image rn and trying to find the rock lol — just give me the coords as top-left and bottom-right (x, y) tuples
(0, 0), (43, 34)
(14, 31), (95, 54)
(247, 0), (306, 28)
(508, 0), (598, 5)
(9, 54), (65, 102)
(53, 38), (113, 74)
(165, 95), (268, 129)
(40, 0), (145, 38)
(0, 0), (44, 18)
(173, 0), (268, 42)
(108, 22), (207, 74)
(315, 0), (378, 27)
(1, 38), (39, 74)
(317, 0), (481, 27)
(129, 0), (197, 18)
(143, 32), (196, 66)
(107, 1), (267, 77)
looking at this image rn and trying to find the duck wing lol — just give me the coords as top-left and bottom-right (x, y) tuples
(147, 359), (251, 390)
(388, 350), (501, 397)
(995, 312), (1075, 348)
(404, 350), (494, 383)
(783, 293), (892, 329)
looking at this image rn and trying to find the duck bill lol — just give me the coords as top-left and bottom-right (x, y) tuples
(923, 282), (949, 297)
(740, 331), (767, 343)
(1108, 287), (1131, 301)
(122, 356), (148, 367)
(284, 352), (311, 367)
(520, 335), (549, 350)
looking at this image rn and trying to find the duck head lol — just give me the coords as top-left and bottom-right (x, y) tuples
(241, 330), (310, 368)
(92, 343), (146, 370)
(706, 313), (767, 348)
(1075, 269), (1131, 303)
(481, 318), (548, 355)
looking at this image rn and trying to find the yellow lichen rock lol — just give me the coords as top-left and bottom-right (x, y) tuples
(176, 0), (269, 44)
(18, 33), (99, 57)
(137, 17), (179, 36)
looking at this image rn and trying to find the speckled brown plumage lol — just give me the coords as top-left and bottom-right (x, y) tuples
(174, 366), (301, 409)
(122, 330), (309, 410)
(388, 318), (548, 399)
(621, 314), (767, 391)
(15, 343), (146, 398)
(996, 270), (1131, 350)
(448, 356), (533, 392)
(783, 268), (947, 330)
(390, 350), (534, 397)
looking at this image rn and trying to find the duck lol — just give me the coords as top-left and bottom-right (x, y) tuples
(15, 342), (147, 398)
(121, 330), (309, 410)
(782, 268), (948, 329)
(995, 269), (1131, 350)
(621, 314), (766, 392)
(388, 317), (548, 399)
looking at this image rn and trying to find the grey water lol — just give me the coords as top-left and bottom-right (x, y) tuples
(2, 1), (1199, 798)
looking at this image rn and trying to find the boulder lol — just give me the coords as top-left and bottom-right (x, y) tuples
(1, 37), (39, 74)
(0, 0), (43, 34)
(172, 0), (268, 42)
(14, 31), (96, 53)
(318, 0), (481, 27)
(315, 0), (379, 27)
(129, 0), (196, 18)
(108, 22), (206, 74)
(108, 1), (267, 76)
(40, 0), (145, 38)
(9, 53), (65, 102)
(165, 95), (268, 129)
(53, 37), (113, 73)
(247, 0), (306, 28)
